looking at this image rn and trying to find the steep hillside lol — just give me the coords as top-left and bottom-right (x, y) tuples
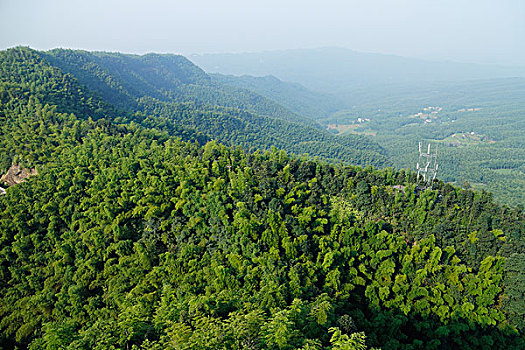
(0, 47), (208, 173)
(212, 73), (346, 119)
(42, 49), (317, 127)
(0, 46), (524, 350)
(0, 94), (524, 349)
(31, 48), (386, 167)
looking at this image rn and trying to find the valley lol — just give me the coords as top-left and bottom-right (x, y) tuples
(0, 46), (524, 349)
(202, 51), (525, 207)
(1, 1), (524, 349)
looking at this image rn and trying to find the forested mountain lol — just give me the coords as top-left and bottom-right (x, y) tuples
(191, 48), (525, 206)
(0, 47), (207, 174)
(0, 46), (524, 349)
(42, 49), (316, 127)
(25, 47), (385, 168)
(211, 73), (346, 119)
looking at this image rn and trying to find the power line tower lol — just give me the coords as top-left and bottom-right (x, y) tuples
(416, 141), (438, 191)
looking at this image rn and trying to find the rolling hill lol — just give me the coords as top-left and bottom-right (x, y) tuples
(0, 46), (524, 350)
(190, 48), (525, 206)
(190, 47), (525, 100)
(34, 47), (387, 167)
(211, 73), (346, 119)
(0, 47), (524, 349)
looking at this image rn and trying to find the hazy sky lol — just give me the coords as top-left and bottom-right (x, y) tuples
(1, 0), (523, 65)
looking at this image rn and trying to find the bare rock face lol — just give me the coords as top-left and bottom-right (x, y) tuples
(0, 164), (38, 186)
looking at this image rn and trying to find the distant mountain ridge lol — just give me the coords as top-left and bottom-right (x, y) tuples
(190, 47), (525, 206)
(212, 73), (346, 119)
(42, 49), (316, 126)
(1, 46), (524, 350)
(190, 47), (525, 99)
(0, 47), (388, 168)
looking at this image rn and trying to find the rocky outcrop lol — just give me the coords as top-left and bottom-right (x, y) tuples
(0, 164), (38, 186)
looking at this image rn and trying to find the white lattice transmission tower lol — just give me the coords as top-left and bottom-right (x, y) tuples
(416, 141), (438, 190)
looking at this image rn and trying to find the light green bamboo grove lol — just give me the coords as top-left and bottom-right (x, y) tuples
(0, 46), (524, 349)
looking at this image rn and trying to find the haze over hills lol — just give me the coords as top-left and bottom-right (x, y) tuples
(1, 45), (524, 350)
(212, 73), (346, 119)
(1, 0), (525, 348)
(2, 46), (522, 206)
(34, 48), (387, 167)
(189, 48), (525, 206)
(42, 49), (317, 127)
(190, 47), (525, 99)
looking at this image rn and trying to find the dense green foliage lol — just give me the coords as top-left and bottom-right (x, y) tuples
(0, 47), (524, 350)
(191, 48), (525, 207)
(0, 47), (209, 174)
(1, 110), (525, 349)
(40, 48), (386, 168)
(42, 49), (312, 126)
